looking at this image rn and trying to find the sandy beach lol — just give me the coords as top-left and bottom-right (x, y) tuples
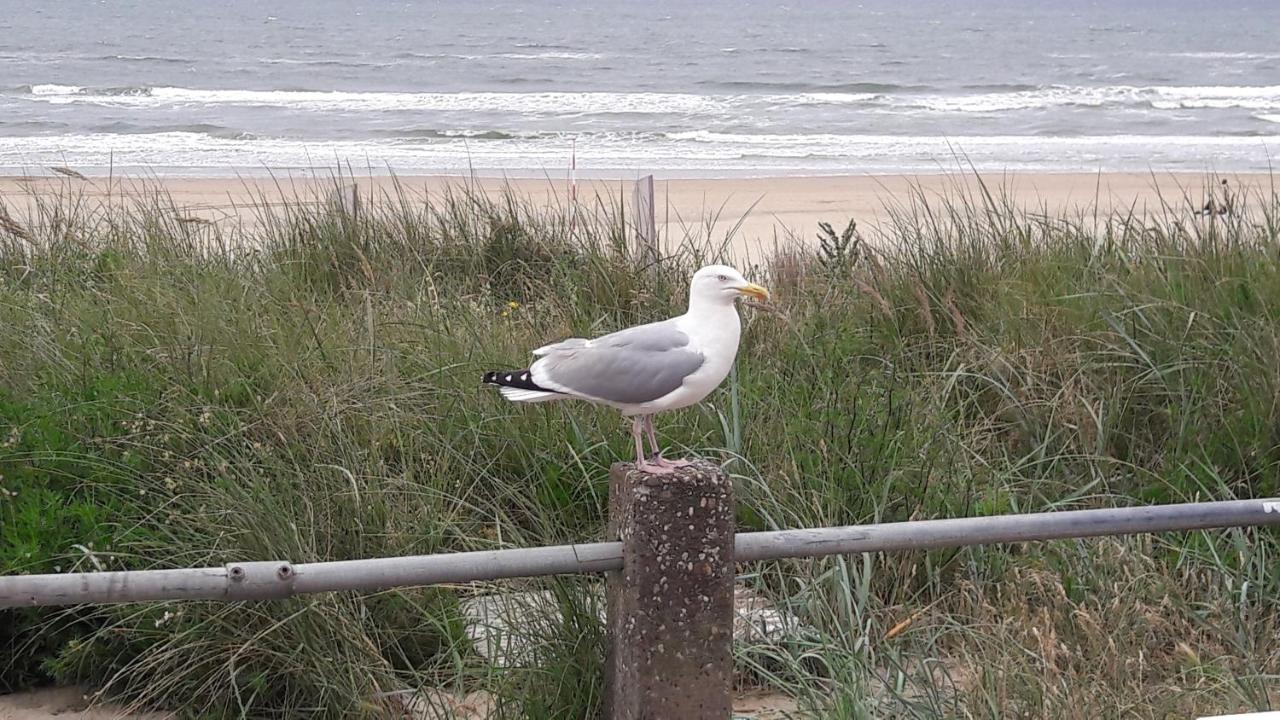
(1, 172), (1269, 260)
(0, 687), (171, 720)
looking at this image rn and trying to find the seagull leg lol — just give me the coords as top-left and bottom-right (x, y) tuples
(632, 416), (646, 464)
(632, 416), (673, 475)
(644, 415), (661, 456)
(644, 415), (694, 469)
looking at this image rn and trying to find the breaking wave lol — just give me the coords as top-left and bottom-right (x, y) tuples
(14, 83), (1280, 115)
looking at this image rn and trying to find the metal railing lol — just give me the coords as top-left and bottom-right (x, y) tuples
(5, 497), (1277, 609)
(5, 458), (1279, 719)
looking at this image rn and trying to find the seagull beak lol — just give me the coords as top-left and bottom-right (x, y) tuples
(737, 282), (770, 301)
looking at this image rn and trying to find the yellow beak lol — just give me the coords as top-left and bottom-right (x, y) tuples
(737, 282), (770, 301)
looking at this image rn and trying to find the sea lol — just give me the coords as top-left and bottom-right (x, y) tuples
(2, 0), (1279, 177)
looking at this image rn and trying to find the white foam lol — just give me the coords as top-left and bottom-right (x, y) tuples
(903, 86), (1125, 112)
(0, 130), (1274, 175)
(891, 85), (1280, 113)
(19, 83), (1280, 115)
(1166, 51), (1280, 60)
(494, 52), (604, 60)
(30, 83), (86, 95)
(784, 92), (881, 106)
(1147, 85), (1280, 111)
(18, 85), (729, 116)
(665, 130), (1280, 154)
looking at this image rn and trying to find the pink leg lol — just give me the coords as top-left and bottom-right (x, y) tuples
(632, 416), (673, 474)
(643, 415), (661, 456)
(643, 415), (693, 468)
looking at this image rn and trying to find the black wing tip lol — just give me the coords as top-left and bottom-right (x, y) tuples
(482, 370), (512, 386)
(483, 368), (556, 393)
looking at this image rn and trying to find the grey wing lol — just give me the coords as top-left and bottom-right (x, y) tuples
(532, 321), (685, 356)
(595, 321), (694, 353)
(532, 337), (588, 356)
(532, 321), (704, 405)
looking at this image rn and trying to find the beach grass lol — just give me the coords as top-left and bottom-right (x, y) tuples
(1, 172), (1278, 718)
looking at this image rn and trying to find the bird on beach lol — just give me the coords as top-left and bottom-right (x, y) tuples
(483, 264), (770, 474)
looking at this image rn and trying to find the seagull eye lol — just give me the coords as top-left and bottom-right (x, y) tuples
(716, 274), (728, 282)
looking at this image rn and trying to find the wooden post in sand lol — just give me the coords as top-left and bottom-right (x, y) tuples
(329, 183), (360, 223)
(631, 174), (657, 265)
(605, 460), (735, 719)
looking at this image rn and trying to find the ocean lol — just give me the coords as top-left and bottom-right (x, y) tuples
(2, 0), (1279, 177)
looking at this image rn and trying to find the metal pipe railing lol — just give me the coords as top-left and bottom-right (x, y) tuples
(3, 498), (1277, 609)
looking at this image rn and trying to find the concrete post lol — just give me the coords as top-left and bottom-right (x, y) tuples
(605, 460), (735, 719)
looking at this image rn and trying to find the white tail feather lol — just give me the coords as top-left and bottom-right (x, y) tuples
(499, 387), (563, 403)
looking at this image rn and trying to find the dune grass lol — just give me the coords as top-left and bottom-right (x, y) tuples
(1, 172), (1278, 718)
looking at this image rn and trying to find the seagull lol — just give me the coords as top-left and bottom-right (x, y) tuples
(483, 265), (770, 474)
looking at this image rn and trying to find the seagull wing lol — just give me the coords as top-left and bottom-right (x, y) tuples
(531, 320), (704, 406)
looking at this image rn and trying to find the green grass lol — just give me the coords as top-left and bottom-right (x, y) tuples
(1, 172), (1278, 718)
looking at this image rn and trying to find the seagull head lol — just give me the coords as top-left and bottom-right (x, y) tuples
(689, 264), (770, 306)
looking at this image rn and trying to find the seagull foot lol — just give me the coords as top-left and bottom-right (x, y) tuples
(636, 460), (676, 475)
(648, 453), (695, 468)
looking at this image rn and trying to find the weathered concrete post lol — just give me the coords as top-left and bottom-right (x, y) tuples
(605, 460), (735, 719)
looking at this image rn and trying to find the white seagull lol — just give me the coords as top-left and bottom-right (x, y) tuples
(483, 264), (770, 474)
